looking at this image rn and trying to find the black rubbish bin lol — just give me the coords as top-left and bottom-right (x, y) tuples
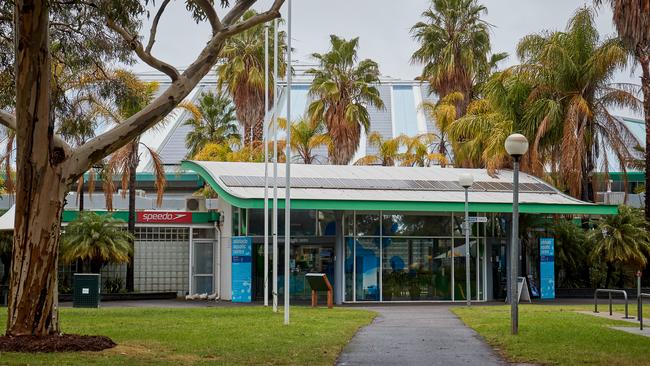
(73, 273), (101, 308)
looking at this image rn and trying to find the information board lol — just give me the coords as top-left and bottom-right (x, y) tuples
(232, 236), (252, 303)
(540, 237), (555, 299)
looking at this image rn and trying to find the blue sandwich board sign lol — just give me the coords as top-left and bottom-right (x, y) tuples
(539, 237), (555, 299)
(232, 236), (252, 303)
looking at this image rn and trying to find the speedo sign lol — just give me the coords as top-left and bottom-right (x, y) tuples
(137, 211), (193, 224)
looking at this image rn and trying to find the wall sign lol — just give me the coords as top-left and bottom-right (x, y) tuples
(136, 211), (193, 224)
(540, 237), (555, 299)
(232, 236), (252, 303)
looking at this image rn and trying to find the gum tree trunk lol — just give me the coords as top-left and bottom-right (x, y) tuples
(126, 142), (139, 292)
(7, 0), (69, 336)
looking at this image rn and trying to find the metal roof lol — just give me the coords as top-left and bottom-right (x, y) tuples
(182, 161), (617, 215)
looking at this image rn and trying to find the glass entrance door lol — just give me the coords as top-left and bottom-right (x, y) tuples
(192, 240), (214, 294)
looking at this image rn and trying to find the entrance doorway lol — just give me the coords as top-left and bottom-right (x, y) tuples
(253, 239), (335, 301)
(192, 240), (214, 294)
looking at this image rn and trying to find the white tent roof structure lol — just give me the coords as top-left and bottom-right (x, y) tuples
(0, 205), (15, 231)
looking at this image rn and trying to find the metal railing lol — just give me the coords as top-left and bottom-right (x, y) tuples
(594, 289), (630, 319)
(638, 293), (650, 330)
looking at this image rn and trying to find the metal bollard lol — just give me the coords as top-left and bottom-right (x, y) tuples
(609, 292), (613, 316)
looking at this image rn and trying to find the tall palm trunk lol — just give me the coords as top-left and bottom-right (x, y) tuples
(640, 49), (650, 228)
(126, 142), (139, 292)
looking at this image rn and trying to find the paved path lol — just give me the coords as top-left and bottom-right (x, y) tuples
(337, 306), (506, 366)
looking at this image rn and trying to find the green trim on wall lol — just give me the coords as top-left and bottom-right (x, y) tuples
(62, 210), (218, 223)
(181, 161), (619, 215)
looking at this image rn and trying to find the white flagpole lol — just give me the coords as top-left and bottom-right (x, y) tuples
(263, 25), (269, 308)
(272, 17), (279, 313)
(284, 0), (292, 326)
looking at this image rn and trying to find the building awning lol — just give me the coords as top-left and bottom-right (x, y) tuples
(181, 161), (618, 215)
(0, 205), (14, 231)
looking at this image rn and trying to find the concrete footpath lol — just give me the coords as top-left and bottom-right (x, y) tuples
(336, 305), (507, 366)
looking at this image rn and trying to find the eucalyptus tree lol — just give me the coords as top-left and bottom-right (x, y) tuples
(0, 0), (285, 337)
(595, 0), (650, 224)
(179, 91), (239, 158)
(517, 7), (640, 200)
(307, 36), (385, 165)
(411, 0), (506, 115)
(217, 10), (287, 144)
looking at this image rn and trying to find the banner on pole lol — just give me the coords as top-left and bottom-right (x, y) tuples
(540, 237), (555, 299)
(232, 236), (252, 303)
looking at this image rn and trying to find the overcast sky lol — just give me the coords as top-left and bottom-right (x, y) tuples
(136, 1), (630, 77)
(136, 0), (641, 166)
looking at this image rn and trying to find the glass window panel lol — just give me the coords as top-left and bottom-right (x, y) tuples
(453, 238), (478, 301)
(317, 211), (337, 236)
(382, 213), (451, 237)
(247, 209), (316, 236)
(356, 212), (380, 237)
(355, 237), (380, 301)
(345, 237), (354, 302)
(343, 214), (354, 237)
(192, 228), (215, 239)
(382, 238), (437, 301)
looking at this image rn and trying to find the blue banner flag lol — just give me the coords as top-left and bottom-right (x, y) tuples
(539, 238), (555, 299)
(232, 236), (252, 303)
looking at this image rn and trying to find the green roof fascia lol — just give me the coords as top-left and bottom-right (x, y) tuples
(182, 161), (618, 216)
(80, 171), (204, 185)
(596, 171), (645, 182)
(62, 210), (218, 223)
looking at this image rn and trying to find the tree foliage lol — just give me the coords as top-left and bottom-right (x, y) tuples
(307, 35), (384, 165)
(179, 91), (239, 158)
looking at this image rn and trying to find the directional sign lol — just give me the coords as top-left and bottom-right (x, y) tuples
(466, 216), (488, 223)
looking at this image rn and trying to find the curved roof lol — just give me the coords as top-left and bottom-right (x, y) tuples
(182, 161), (617, 215)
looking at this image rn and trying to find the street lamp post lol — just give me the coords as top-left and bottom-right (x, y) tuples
(504, 133), (529, 335)
(459, 173), (474, 306)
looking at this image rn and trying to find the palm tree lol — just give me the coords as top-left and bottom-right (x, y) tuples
(447, 68), (531, 172)
(178, 91), (239, 158)
(419, 92), (464, 165)
(518, 7), (640, 201)
(61, 212), (133, 274)
(278, 117), (331, 164)
(595, 0), (650, 224)
(307, 35), (385, 165)
(588, 205), (650, 288)
(400, 133), (448, 167)
(93, 71), (168, 291)
(355, 133), (404, 166)
(410, 0), (506, 115)
(217, 10), (286, 144)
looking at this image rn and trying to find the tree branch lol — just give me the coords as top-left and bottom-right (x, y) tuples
(0, 110), (16, 130)
(145, 0), (171, 54)
(65, 0), (284, 180)
(194, 0), (222, 34)
(106, 19), (181, 81)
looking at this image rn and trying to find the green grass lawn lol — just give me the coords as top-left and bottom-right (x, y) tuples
(0, 306), (375, 366)
(453, 304), (650, 366)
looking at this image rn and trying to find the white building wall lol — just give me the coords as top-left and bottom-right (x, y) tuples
(218, 197), (233, 300)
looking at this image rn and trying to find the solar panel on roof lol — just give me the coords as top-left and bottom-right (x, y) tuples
(217, 175), (563, 195)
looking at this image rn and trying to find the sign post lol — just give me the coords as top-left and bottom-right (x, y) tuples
(539, 238), (555, 299)
(232, 237), (252, 303)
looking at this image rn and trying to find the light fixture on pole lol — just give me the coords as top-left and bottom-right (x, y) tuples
(504, 133), (529, 335)
(284, 0), (292, 326)
(458, 173), (474, 306)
